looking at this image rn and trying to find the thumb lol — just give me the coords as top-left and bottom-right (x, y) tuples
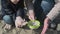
(29, 15), (35, 20)
(15, 20), (19, 28)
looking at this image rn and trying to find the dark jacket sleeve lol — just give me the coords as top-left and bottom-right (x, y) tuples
(1, 0), (13, 16)
(25, 0), (34, 11)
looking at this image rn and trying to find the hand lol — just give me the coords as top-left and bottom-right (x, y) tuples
(28, 10), (35, 20)
(15, 16), (27, 28)
(10, 0), (19, 4)
(29, 14), (35, 20)
(41, 17), (50, 34)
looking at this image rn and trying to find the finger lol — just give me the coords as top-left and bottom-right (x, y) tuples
(15, 23), (21, 28)
(29, 16), (35, 20)
(18, 25), (21, 28)
(15, 22), (18, 28)
(15, 21), (19, 28)
(29, 16), (32, 20)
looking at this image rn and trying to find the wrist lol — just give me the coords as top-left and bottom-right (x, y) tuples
(10, 0), (19, 4)
(28, 10), (34, 15)
(16, 16), (22, 20)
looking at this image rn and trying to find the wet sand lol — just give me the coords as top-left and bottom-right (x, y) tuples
(0, 0), (60, 34)
(0, 20), (60, 34)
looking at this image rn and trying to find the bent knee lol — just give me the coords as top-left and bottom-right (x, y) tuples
(3, 15), (13, 24)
